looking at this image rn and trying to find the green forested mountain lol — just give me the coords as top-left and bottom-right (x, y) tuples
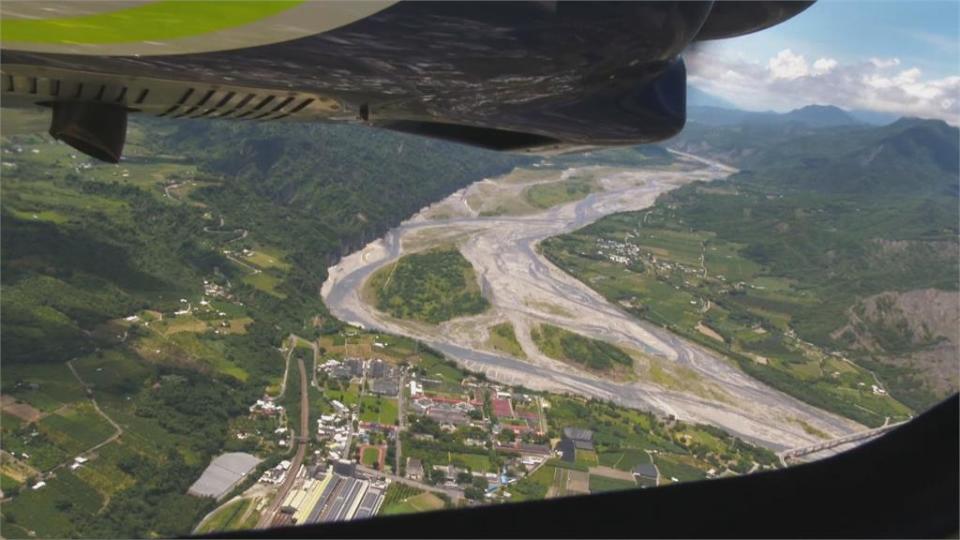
(0, 117), (526, 537)
(165, 121), (530, 253)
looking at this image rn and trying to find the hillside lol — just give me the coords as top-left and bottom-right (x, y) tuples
(0, 119), (526, 537)
(545, 119), (959, 422)
(687, 104), (860, 128)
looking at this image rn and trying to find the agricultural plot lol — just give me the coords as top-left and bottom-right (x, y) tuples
(0, 470), (103, 539)
(381, 492), (444, 515)
(37, 401), (116, 455)
(1, 363), (86, 413)
(241, 272), (286, 299)
(133, 332), (249, 382)
(588, 474), (637, 493)
(574, 449), (599, 467)
(74, 443), (137, 498)
(242, 247), (291, 272)
(542, 207), (916, 427)
(448, 452), (494, 473)
(72, 350), (152, 394)
(654, 454), (708, 483)
(381, 481), (424, 509)
(598, 448), (651, 471)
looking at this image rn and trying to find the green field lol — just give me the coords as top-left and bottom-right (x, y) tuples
(574, 449), (599, 467)
(381, 481), (424, 510)
(654, 454), (708, 483)
(359, 395), (398, 425)
(361, 447), (381, 468)
(449, 452), (494, 473)
(598, 449), (651, 471)
(588, 474), (637, 493)
(381, 491), (444, 515)
(1, 111), (525, 536)
(196, 498), (256, 534)
(241, 271), (286, 299)
(487, 322), (525, 358)
(0, 470), (103, 538)
(541, 205), (916, 426)
(38, 402), (117, 455)
(243, 247), (291, 272)
(366, 248), (489, 324)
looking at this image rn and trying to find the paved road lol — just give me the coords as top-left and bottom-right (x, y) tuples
(322, 156), (864, 451)
(395, 372), (405, 474)
(257, 354), (310, 528)
(355, 464), (463, 502)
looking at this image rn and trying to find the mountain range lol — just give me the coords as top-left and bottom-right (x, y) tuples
(687, 86), (901, 127)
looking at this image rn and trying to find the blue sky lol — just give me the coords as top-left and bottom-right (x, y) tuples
(687, 1), (959, 122)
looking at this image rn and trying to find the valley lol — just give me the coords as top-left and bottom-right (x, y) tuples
(322, 154), (866, 450)
(1, 112), (956, 537)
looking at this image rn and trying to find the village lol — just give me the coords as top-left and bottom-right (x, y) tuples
(189, 329), (680, 530)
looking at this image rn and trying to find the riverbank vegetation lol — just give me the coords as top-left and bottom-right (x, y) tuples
(367, 248), (489, 324)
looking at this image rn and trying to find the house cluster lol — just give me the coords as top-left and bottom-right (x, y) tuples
(259, 459), (293, 485)
(595, 237), (643, 266)
(428, 462), (501, 489)
(317, 400), (354, 461)
(203, 279), (230, 299)
(558, 427), (595, 462)
(250, 397), (284, 417)
(321, 357), (401, 398)
(368, 359), (401, 396)
(493, 442), (553, 470)
(490, 391), (545, 437)
(410, 395), (478, 427)
(68, 455), (89, 472)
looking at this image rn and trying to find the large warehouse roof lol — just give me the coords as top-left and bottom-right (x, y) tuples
(188, 452), (262, 500)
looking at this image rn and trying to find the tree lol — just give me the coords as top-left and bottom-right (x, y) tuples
(464, 486), (485, 500)
(471, 476), (488, 490)
(429, 467), (446, 485)
(456, 471), (473, 485)
(498, 428), (515, 443)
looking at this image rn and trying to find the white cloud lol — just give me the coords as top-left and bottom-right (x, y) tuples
(870, 57), (901, 69)
(812, 58), (838, 74)
(687, 48), (960, 124)
(768, 49), (809, 79)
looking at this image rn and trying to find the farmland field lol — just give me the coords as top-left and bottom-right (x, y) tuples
(598, 448), (651, 471)
(589, 474), (637, 493)
(381, 492), (444, 515)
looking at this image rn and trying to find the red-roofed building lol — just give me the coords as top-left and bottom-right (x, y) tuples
(492, 398), (513, 418)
